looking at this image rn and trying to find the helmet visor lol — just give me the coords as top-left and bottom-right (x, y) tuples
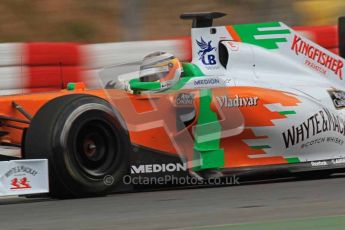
(140, 72), (169, 82)
(139, 66), (169, 82)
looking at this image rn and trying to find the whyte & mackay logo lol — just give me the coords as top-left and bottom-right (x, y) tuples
(282, 107), (345, 148)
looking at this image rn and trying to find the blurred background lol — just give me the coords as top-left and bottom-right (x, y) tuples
(0, 0), (344, 43)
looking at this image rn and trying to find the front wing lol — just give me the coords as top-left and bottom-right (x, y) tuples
(0, 159), (48, 196)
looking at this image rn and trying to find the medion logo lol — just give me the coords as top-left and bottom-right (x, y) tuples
(291, 35), (344, 79)
(130, 163), (187, 174)
(194, 78), (220, 86)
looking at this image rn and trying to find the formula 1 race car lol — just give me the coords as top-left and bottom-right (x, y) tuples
(1, 12), (345, 198)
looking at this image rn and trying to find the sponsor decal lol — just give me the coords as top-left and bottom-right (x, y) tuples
(216, 95), (259, 108)
(176, 93), (194, 105)
(328, 89), (345, 109)
(331, 158), (345, 165)
(130, 163), (187, 174)
(5, 166), (38, 178)
(291, 35), (344, 79)
(196, 37), (216, 66)
(282, 108), (345, 148)
(305, 59), (327, 76)
(194, 78), (220, 86)
(311, 161), (328, 167)
(4, 166), (38, 190)
(10, 177), (31, 190)
(301, 136), (344, 148)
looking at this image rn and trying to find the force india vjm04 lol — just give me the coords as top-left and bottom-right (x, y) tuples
(1, 12), (345, 198)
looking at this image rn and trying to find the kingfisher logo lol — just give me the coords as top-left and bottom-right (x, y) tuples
(291, 35), (344, 79)
(196, 37), (216, 65)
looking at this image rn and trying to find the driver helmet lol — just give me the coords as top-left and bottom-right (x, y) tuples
(139, 51), (183, 92)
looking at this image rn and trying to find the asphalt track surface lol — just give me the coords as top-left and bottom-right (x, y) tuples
(1, 176), (345, 230)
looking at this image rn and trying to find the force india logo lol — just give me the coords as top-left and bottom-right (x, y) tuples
(328, 89), (345, 110)
(291, 35), (344, 79)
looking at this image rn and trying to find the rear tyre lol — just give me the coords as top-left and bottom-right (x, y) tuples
(24, 94), (130, 198)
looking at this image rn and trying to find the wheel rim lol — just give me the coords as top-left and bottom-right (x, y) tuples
(71, 118), (120, 178)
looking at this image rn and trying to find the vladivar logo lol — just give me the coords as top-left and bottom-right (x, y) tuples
(216, 95), (259, 108)
(196, 37), (216, 65)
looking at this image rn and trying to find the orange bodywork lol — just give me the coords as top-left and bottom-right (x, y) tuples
(0, 88), (108, 146)
(0, 87), (186, 157)
(0, 85), (300, 169)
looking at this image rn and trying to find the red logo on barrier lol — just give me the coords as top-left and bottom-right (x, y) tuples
(10, 177), (31, 189)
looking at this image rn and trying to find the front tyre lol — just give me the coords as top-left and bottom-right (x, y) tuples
(24, 94), (130, 198)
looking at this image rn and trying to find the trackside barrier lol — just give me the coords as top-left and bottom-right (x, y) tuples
(294, 25), (339, 54)
(0, 26), (341, 95)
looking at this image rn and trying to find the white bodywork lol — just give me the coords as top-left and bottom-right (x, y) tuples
(0, 159), (48, 196)
(186, 22), (345, 163)
(108, 21), (345, 165)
